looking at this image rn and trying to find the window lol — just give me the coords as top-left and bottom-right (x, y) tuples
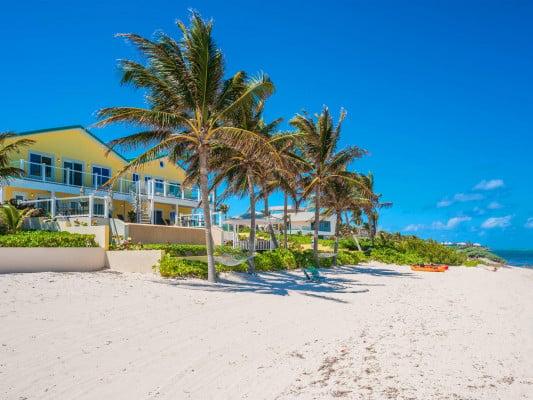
(63, 161), (83, 186)
(170, 211), (176, 224)
(14, 194), (26, 204)
(93, 203), (105, 216)
(168, 182), (181, 197)
(132, 173), (139, 182)
(29, 153), (53, 180)
(92, 166), (110, 187)
(159, 160), (165, 168)
(154, 179), (164, 195)
(311, 220), (331, 232)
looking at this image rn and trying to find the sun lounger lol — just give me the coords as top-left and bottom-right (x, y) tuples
(303, 267), (325, 282)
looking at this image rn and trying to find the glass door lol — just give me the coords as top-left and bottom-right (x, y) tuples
(63, 161), (83, 186)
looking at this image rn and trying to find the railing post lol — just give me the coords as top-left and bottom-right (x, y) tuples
(50, 193), (56, 218)
(163, 181), (167, 197)
(88, 195), (94, 219)
(181, 187), (185, 199)
(119, 179), (123, 193)
(197, 187), (201, 202)
(19, 159), (24, 175)
(41, 164), (45, 182)
(104, 196), (110, 218)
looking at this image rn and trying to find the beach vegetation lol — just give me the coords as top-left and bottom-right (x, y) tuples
(0, 231), (98, 247)
(0, 204), (34, 233)
(0, 132), (34, 183)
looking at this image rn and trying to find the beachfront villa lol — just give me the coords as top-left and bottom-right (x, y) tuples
(270, 205), (337, 238)
(1, 125), (217, 226)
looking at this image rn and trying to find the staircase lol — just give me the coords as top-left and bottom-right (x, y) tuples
(131, 189), (152, 224)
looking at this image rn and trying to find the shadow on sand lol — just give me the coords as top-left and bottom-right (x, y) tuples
(153, 265), (416, 303)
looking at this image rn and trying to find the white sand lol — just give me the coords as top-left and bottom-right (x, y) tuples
(1, 263), (532, 400)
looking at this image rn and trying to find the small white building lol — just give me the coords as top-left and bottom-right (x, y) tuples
(269, 206), (337, 238)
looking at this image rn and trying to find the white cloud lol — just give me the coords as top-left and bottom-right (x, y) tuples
(474, 179), (504, 191)
(487, 201), (503, 210)
(481, 215), (512, 229)
(437, 199), (453, 208)
(432, 216), (471, 230)
(437, 193), (484, 208)
(453, 193), (484, 202)
(403, 224), (425, 232)
(525, 218), (533, 229)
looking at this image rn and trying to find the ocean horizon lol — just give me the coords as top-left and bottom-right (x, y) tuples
(493, 250), (533, 268)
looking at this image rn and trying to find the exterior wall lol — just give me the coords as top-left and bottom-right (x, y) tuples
(105, 250), (163, 274)
(4, 126), (189, 197)
(125, 223), (221, 245)
(61, 225), (110, 250)
(0, 247), (106, 273)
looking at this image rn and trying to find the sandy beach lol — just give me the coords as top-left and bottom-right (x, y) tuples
(1, 263), (532, 400)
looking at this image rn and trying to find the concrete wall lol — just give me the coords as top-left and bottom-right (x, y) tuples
(61, 225), (110, 249)
(105, 250), (163, 274)
(125, 223), (223, 246)
(0, 248), (106, 274)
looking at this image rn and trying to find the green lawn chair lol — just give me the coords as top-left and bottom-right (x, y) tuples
(303, 266), (326, 282)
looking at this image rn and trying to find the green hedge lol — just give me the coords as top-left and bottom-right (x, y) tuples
(0, 231), (98, 248)
(142, 243), (207, 257)
(158, 254), (247, 279)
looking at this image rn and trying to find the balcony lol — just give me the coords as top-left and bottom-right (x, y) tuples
(11, 159), (208, 204)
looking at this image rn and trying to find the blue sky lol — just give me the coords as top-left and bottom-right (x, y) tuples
(1, 1), (532, 249)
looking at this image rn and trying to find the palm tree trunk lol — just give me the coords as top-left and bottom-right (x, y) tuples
(247, 174), (256, 274)
(333, 211), (341, 267)
(198, 148), (216, 283)
(313, 186), (321, 267)
(283, 192), (288, 249)
(263, 192), (278, 249)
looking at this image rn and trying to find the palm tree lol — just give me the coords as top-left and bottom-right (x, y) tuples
(0, 133), (34, 184)
(96, 12), (274, 283)
(208, 102), (282, 273)
(359, 173), (392, 242)
(290, 107), (366, 266)
(322, 174), (362, 266)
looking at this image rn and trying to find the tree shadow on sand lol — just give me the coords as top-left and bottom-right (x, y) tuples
(153, 265), (416, 303)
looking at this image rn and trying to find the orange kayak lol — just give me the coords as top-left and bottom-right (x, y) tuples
(411, 264), (448, 272)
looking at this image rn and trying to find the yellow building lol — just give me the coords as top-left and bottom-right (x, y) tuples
(1, 125), (212, 225)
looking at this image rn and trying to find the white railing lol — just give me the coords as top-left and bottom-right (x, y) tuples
(236, 239), (272, 251)
(14, 159), (207, 203)
(20, 195), (110, 219)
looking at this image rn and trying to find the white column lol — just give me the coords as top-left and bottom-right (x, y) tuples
(41, 164), (45, 182)
(104, 196), (110, 218)
(175, 204), (179, 225)
(50, 191), (56, 218)
(0, 186), (4, 203)
(163, 181), (167, 197)
(197, 187), (201, 201)
(88, 195), (94, 219)
(181, 187), (185, 199)
(19, 159), (24, 173)
(150, 198), (155, 224)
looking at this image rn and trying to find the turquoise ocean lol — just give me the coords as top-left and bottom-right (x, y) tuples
(494, 250), (533, 268)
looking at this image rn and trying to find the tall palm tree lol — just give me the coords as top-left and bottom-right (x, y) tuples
(359, 172), (392, 242)
(290, 107), (366, 265)
(322, 174), (362, 266)
(96, 12), (274, 283)
(0, 133), (34, 184)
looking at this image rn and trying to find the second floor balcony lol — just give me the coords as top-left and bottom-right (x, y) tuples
(12, 159), (211, 203)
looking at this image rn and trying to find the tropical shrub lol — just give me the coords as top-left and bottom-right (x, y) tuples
(158, 254), (247, 278)
(142, 243), (207, 257)
(0, 204), (33, 233)
(0, 231), (98, 247)
(254, 248), (297, 271)
(456, 246), (505, 263)
(337, 250), (367, 265)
